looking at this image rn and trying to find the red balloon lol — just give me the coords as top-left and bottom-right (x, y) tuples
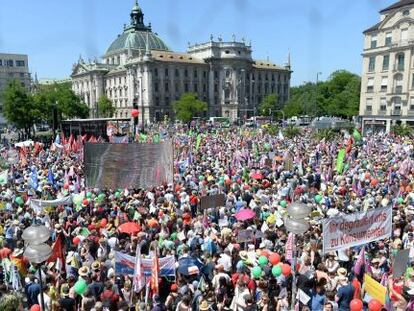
(269, 253), (281, 266)
(225, 179), (232, 185)
(64, 183), (69, 189)
(350, 299), (363, 311)
(281, 263), (291, 276)
(261, 250), (270, 258)
(73, 236), (80, 245)
(370, 179), (379, 187)
(368, 299), (382, 311)
(131, 109), (139, 118)
(101, 218), (108, 227)
(83, 199), (89, 206)
(365, 172), (371, 180)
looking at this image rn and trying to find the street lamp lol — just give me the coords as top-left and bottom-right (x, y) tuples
(285, 202), (311, 309)
(314, 72), (322, 117)
(22, 225), (51, 311)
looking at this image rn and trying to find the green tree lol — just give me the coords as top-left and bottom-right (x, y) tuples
(97, 95), (116, 117)
(259, 93), (279, 116)
(34, 82), (89, 126)
(2, 79), (42, 137)
(173, 92), (207, 122)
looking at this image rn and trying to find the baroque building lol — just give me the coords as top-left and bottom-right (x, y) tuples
(71, 1), (291, 124)
(360, 0), (414, 133)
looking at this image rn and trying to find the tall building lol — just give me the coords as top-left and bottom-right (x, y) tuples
(0, 53), (31, 126)
(360, 0), (414, 133)
(71, 1), (291, 123)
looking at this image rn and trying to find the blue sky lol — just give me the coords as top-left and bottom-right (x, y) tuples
(0, 0), (395, 86)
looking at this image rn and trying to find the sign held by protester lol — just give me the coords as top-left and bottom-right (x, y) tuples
(200, 194), (226, 210)
(322, 206), (392, 253)
(364, 274), (386, 305)
(393, 249), (410, 278)
(84, 142), (173, 189)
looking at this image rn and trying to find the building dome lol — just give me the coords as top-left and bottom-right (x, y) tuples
(105, 0), (169, 55)
(106, 29), (169, 55)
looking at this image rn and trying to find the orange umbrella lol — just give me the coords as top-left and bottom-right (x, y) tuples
(147, 218), (159, 228)
(118, 222), (142, 235)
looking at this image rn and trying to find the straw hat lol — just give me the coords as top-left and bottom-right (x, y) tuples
(337, 267), (347, 276)
(91, 261), (101, 271)
(78, 266), (90, 277)
(199, 300), (210, 311)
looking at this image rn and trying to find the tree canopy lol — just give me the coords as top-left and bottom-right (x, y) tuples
(258, 94), (279, 116)
(283, 70), (361, 118)
(173, 93), (207, 123)
(97, 95), (116, 118)
(2, 80), (42, 137)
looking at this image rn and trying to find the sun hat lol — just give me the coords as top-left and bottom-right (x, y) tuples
(199, 300), (210, 311)
(337, 267), (347, 276)
(78, 266), (90, 277)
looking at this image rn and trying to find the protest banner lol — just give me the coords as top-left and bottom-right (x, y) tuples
(115, 251), (175, 277)
(237, 230), (254, 243)
(200, 194), (226, 210)
(84, 141), (173, 189)
(364, 274), (386, 305)
(322, 206), (392, 253)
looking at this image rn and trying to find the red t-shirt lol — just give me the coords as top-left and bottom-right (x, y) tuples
(352, 278), (361, 300)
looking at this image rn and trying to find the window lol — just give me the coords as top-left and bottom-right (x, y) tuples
(265, 83), (269, 93)
(214, 83), (218, 92)
(165, 96), (170, 105)
(175, 69), (179, 77)
(265, 73), (269, 81)
(184, 83), (189, 92)
(19, 73), (25, 78)
(380, 77), (388, 92)
(16, 60), (25, 67)
(412, 73), (414, 89)
(382, 55), (389, 71)
(385, 32), (392, 46)
(258, 73), (262, 80)
(410, 98), (414, 110)
(7, 60), (13, 67)
(367, 78), (374, 92)
(154, 68), (158, 77)
(155, 97), (160, 106)
(366, 98), (373, 112)
(203, 71), (207, 78)
(175, 83), (179, 92)
(165, 82), (169, 92)
(380, 98), (387, 111)
(194, 83), (198, 92)
(194, 70), (198, 78)
(368, 56), (375, 72)
(371, 35), (377, 48)
(165, 68), (169, 77)
(214, 71), (218, 79)
(272, 74), (275, 81)
(155, 82), (159, 92)
(0, 60), (2, 66)
(203, 84), (207, 93)
(397, 53), (405, 70)
(184, 69), (188, 77)
(403, 9), (410, 16)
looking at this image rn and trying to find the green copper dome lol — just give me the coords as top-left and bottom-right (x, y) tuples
(105, 1), (169, 55)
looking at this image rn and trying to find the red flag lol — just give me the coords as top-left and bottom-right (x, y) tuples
(151, 253), (159, 295)
(47, 234), (66, 273)
(346, 137), (353, 154)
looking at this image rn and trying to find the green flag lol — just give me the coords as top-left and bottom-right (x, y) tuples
(153, 133), (160, 143)
(139, 133), (147, 143)
(353, 129), (362, 141)
(336, 148), (346, 173)
(196, 134), (202, 151)
(79, 227), (91, 237)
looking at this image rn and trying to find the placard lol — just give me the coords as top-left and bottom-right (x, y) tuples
(363, 274), (386, 305)
(393, 249), (410, 278)
(322, 206), (392, 253)
(200, 194), (226, 210)
(237, 230), (254, 243)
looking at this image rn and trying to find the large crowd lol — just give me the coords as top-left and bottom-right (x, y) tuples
(0, 124), (413, 311)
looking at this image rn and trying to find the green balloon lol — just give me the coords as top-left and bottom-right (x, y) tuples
(15, 196), (23, 206)
(199, 175), (204, 181)
(280, 200), (287, 208)
(86, 192), (92, 199)
(264, 143), (270, 151)
(252, 266), (262, 279)
(98, 193), (105, 201)
(74, 279), (87, 295)
(115, 192), (121, 199)
(258, 256), (269, 267)
(272, 264), (282, 277)
(315, 195), (322, 204)
(398, 197), (404, 204)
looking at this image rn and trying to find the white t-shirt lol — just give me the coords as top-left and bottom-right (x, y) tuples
(38, 293), (51, 311)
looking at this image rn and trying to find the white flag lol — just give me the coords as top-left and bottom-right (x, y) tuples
(133, 245), (145, 293)
(0, 170), (8, 186)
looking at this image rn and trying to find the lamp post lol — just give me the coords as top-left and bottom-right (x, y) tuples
(285, 202), (312, 310)
(314, 72), (322, 117)
(22, 225), (51, 311)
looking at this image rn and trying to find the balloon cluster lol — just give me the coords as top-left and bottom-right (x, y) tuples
(251, 251), (292, 279)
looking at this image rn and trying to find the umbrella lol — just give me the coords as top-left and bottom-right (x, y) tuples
(235, 208), (256, 221)
(251, 172), (264, 180)
(118, 222), (142, 235)
(177, 257), (204, 276)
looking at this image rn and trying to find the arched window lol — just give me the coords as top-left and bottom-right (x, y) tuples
(396, 53), (405, 71)
(394, 73), (403, 93)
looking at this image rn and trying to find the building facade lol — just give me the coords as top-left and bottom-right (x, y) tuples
(360, 0), (414, 133)
(71, 1), (291, 124)
(0, 53), (31, 126)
